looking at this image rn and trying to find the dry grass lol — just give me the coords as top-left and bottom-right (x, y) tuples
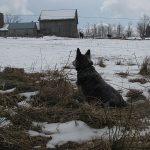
(0, 126), (49, 150)
(139, 57), (150, 76)
(129, 78), (148, 84)
(0, 67), (150, 149)
(116, 71), (129, 78)
(126, 89), (146, 103)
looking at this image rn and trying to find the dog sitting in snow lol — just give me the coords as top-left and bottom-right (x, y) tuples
(73, 48), (127, 107)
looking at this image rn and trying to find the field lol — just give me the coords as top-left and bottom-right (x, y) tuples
(0, 36), (150, 149)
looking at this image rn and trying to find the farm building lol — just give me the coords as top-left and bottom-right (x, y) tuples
(39, 9), (78, 38)
(0, 13), (4, 28)
(0, 24), (9, 37)
(8, 22), (37, 37)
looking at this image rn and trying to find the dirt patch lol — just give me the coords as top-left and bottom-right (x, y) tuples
(129, 78), (148, 84)
(126, 89), (146, 103)
(116, 71), (129, 78)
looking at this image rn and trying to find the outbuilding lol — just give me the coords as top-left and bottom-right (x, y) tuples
(39, 9), (78, 38)
(8, 22), (37, 37)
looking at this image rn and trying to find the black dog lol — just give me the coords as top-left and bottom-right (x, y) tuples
(73, 48), (127, 107)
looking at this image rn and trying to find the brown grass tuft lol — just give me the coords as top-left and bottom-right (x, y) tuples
(139, 57), (150, 76)
(129, 78), (148, 84)
(126, 89), (146, 103)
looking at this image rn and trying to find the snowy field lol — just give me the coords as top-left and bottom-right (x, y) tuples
(0, 36), (149, 99)
(0, 36), (150, 148)
(0, 36), (149, 71)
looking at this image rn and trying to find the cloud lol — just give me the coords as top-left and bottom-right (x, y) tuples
(0, 0), (33, 14)
(100, 0), (150, 18)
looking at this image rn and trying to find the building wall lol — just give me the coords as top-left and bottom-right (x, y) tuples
(0, 13), (4, 28)
(40, 19), (78, 38)
(8, 29), (37, 37)
(0, 31), (8, 37)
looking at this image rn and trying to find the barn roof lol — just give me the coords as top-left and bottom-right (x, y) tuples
(8, 22), (37, 30)
(39, 9), (78, 21)
(0, 24), (9, 31)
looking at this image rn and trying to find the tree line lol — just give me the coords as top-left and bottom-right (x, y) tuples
(4, 13), (150, 40)
(82, 15), (150, 39)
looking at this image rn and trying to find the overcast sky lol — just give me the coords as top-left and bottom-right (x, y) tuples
(0, 0), (150, 27)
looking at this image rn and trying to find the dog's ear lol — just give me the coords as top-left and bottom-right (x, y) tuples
(85, 49), (91, 57)
(77, 48), (81, 56)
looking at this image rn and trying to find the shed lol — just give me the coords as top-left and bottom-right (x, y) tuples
(39, 9), (78, 38)
(8, 22), (37, 37)
(0, 24), (9, 37)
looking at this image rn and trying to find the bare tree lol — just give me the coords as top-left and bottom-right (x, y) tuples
(85, 23), (91, 37)
(5, 13), (22, 23)
(107, 24), (112, 35)
(126, 22), (133, 37)
(117, 23), (124, 38)
(137, 14), (150, 39)
(146, 24), (150, 37)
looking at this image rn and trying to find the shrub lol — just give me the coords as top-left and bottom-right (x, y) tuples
(139, 57), (150, 76)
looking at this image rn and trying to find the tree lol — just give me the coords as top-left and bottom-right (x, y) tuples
(126, 22), (133, 37)
(117, 23), (124, 38)
(137, 15), (150, 39)
(5, 13), (22, 23)
(85, 23), (91, 36)
(146, 24), (150, 37)
(107, 24), (112, 35)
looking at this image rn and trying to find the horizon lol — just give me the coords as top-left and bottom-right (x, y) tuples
(0, 0), (150, 28)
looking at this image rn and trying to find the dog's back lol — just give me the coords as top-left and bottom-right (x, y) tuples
(73, 48), (127, 107)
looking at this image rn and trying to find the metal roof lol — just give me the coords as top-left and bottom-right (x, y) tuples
(8, 22), (37, 30)
(0, 24), (9, 31)
(39, 9), (77, 21)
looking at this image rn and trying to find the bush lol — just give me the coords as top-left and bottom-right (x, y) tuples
(139, 57), (150, 76)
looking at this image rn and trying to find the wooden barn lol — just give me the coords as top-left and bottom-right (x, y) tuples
(39, 9), (78, 38)
(0, 24), (9, 37)
(0, 12), (8, 37)
(0, 13), (4, 28)
(8, 22), (37, 37)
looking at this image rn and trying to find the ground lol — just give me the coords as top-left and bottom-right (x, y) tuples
(0, 36), (150, 149)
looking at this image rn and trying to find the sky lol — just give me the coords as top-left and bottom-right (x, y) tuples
(0, 0), (150, 27)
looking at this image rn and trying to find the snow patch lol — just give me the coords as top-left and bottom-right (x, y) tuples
(19, 91), (39, 101)
(0, 117), (11, 127)
(18, 91), (39, 107)
(0, 88), (16, 94)
(31, 120), (115, 148)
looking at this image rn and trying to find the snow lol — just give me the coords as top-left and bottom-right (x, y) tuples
(19, 91), (39, 101)
(0, 36), (149, 71)
(0, 36), (149, 100)
(18, 91), (39, 107)
(30, 120), (150, 148)
(0, 24), (9, 31)
(0, 117), (11, 127)
(0, 36), (149, 146)
(30, 120), (115, 148)
(40, 9), (76, 21)
(28, 130), (50, 137)
(0, 88), (16, 94)
(18, 101), (31, 108)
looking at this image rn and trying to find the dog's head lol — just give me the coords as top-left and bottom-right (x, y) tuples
(73, 48), (93, 71)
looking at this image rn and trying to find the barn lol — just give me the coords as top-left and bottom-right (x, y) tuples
(8, 22), (37, 37)
(39, 9), (78, 38)
(0, 24), (9, 37)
